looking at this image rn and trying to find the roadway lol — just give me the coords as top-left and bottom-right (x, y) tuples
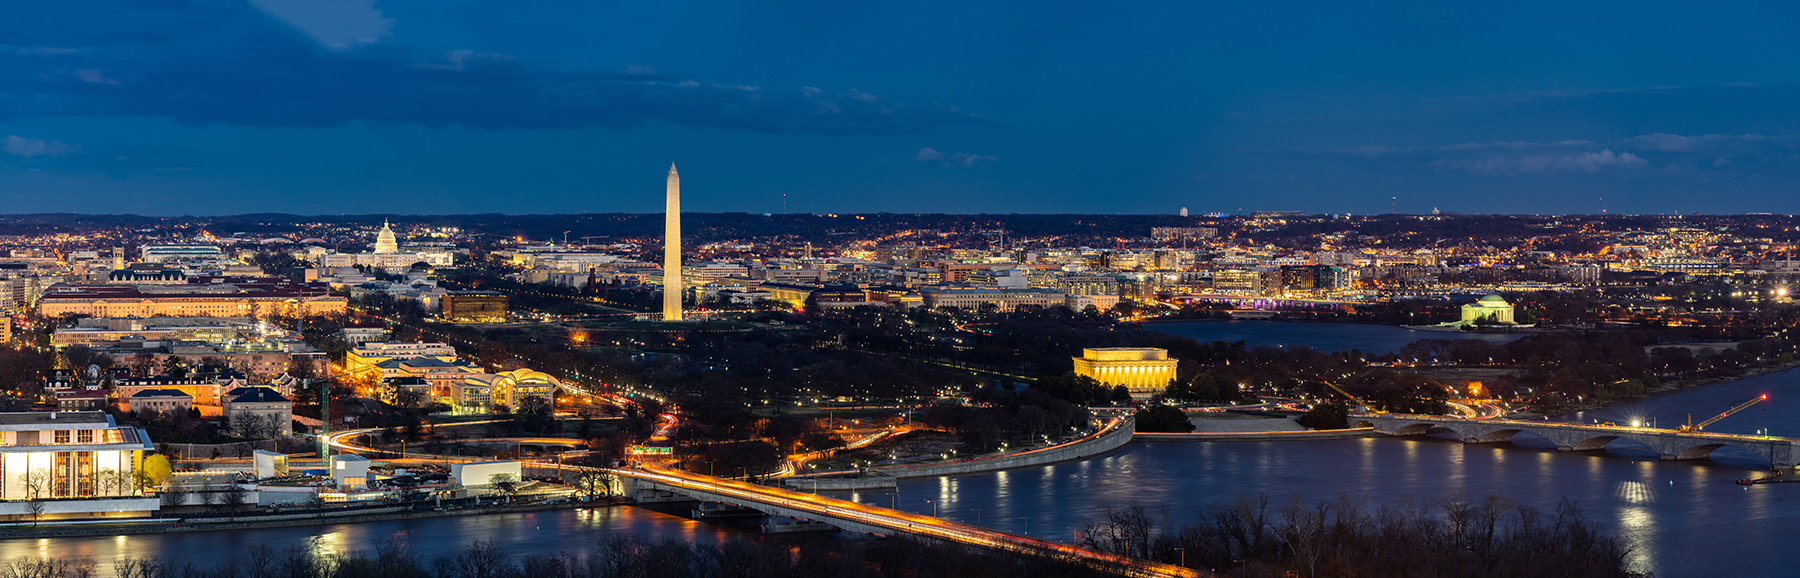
(322, 424), (1207, 578)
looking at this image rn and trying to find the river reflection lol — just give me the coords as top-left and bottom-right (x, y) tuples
(840, 433), (1782, 578)
(0, 505), (744, 575)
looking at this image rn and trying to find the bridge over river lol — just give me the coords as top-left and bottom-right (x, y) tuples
(621, 465), (1205, 578)
(323, 427), (1204, 578)
(1356, 414), (1800, 468)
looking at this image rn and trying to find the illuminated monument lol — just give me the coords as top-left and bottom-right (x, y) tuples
(662, 164), (684, 322)
(374, 220), (400, 254)
(1072, 348), (1178, 397)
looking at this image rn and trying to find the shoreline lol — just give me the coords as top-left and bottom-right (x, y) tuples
(1562, 361), (1800, 418)
(0, 500), (613, 539)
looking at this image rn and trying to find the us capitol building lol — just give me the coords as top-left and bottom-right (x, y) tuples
(319, 221), (455, 272)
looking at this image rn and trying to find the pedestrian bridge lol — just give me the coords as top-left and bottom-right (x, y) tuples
(1354, 414), (1800, 468)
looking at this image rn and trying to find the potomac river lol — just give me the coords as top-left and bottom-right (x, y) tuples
(6, 321), (1792, 577)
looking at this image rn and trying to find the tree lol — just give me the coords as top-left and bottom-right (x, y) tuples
(571, 470), (616, 500)
(162, 356), (188, 379)
(1133, 405), (1195, 433)
(24, 499), (45, 526)
(96, 467), (123, 497)
(160, 487), (187, 508)
(1297, 402), (1349, 430)
(142, 454), (174, 486)
(489, 473), (523, 497)
(235, 413), (270, 439)
(130, 353), (157, 377)
(222, 484), (250, 511)
(19, 468), (50, 501)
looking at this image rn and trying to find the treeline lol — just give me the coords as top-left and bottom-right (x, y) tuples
(1396, 329), (1800, 403)
(1081, 494), (1642, 578)
(18, 535), (1112, 578)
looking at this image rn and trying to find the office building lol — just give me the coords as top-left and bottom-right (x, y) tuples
(441, 291), (507, 322)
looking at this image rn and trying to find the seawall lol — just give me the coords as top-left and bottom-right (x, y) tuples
(1134, 427), (1378, 442)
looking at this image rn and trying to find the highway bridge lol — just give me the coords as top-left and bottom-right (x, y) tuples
(323, 429), (1207, 578)
(1356, 414), (1800, 468)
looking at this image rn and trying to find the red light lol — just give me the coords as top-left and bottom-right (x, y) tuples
(1763, 394), (1769, 399)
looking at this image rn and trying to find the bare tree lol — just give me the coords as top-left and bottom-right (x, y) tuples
(19, 468), (51, 502)
(24, 499), (45, 526)
(489, 473), (522, 497)
(159, 486), (187, 508)
(95, 467), (121, 497)
(235, 413), (270, 439)
(570, 470), (616, 500)
(222, 484), (250, 511)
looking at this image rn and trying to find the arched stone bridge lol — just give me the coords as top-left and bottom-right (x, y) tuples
(1355, 414), (1800, 468)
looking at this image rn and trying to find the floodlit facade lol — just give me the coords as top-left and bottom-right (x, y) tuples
(318, 221), (456, 272)
(663, 164), (684, 321)
(1072, 348), (1179, 396)
(0, 412), (158, 519)
(1459, 294), (1517, 325)
(344, 341), (458, 374)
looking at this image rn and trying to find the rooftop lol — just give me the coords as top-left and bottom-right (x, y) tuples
(0, 411), (116, 428)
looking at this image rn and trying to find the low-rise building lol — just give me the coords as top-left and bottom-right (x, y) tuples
(919, 287), (1068, 312)
(54, 390), (108, 411)
(128, 389), (193, 416)
(224, 386), (293, 437)
(344, 341), (458, 375)
(441, 291), (508, 322)
(0, 411), (157, 518)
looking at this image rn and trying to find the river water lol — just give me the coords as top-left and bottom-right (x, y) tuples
(1148, 320), (1524, 354)
(0, 504), (746, 571)
(7, 324), (1789, 577)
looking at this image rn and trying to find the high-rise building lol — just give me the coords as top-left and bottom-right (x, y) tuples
(662, 164), (684, 321)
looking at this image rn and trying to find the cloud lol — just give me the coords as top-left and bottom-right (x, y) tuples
(1278, 133), (1800, 177)
(916, 147), (995, 167)
(246, 0), (393, 51)
(0, 1), (995, 135)
(1429, 149), (1645, 175)
(2, 136), (78, 158)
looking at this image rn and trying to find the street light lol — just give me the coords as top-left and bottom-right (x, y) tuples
(924, 499), (937, 517)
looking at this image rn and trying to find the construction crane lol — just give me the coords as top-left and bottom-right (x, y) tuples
(1680, 394), (1767, 432)
(1321, 382), (1374, 413)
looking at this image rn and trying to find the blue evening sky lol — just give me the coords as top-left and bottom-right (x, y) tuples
(3, 1), (1800, 216)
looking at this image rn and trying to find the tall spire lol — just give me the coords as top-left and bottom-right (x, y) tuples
(662, 163), (684, 321)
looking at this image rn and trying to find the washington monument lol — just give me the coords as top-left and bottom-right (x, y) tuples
(662, 163), (684, 321)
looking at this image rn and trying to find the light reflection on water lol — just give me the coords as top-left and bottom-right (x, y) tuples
(0, 506), (743, 577)
(840, 433), (1783, 578)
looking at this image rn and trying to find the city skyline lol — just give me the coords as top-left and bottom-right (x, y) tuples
(6, 1), (1800, 216)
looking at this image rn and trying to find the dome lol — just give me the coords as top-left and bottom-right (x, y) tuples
(1478, 294), (1508, 304)
(374, 220), (400, 254)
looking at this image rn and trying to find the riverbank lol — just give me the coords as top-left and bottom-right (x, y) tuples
(1542, 360), (1800, 419)
(0, 499), (615, 539)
